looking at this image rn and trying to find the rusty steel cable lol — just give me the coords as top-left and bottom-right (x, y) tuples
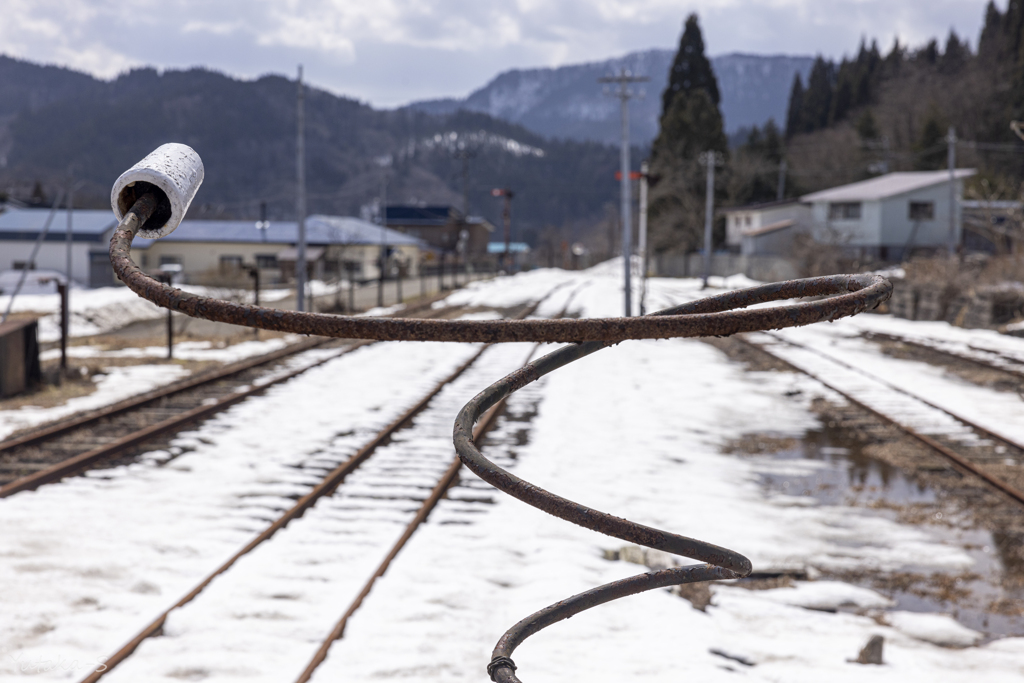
(293, 288), (589, 683)
(111, 194), (891, 344)
(109, 191), (892, 681)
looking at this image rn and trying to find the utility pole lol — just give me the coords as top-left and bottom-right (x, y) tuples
(256, 201), (269, 242)
(699, 151), (723, 287)
(378, 171), (388, 307)
(491, 188), (514, 271)
(946, 125), (957, 257)
(454, 146), (476, 217)
(64, 183), (73, 374)
(295, 65), (307, 312)
(776, 159), (787, 201)
(638, 161), (649, 316)
(599, 68), (648, 317)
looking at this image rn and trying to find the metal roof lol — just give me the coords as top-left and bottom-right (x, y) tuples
(744, 219), (796, 237)
(802, 170), (976, 203)
(132, 214), (423, 248)
(723, 199), (803, 214)
(386, 206), (456, 225)
(0, 208), (117, 242)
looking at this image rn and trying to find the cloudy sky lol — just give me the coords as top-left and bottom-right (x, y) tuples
(3, 0), (993, 107)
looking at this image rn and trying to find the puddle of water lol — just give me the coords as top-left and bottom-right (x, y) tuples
(747, 423), (1024, 641)
(753, 425), (935, 507)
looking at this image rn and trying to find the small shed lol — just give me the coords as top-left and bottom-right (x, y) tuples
(0, 318), (41, 398)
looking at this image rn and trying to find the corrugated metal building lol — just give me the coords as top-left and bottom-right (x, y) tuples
(0, 208), (426, 286)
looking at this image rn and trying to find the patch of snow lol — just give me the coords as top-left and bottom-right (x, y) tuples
(748, 580), (894, 611)
(885, 611), (983, 647)
(0, 364), (189, 441)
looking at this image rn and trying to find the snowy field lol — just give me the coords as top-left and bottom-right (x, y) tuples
(2, 264), (1023, 681)
(0, 280), (342, 343)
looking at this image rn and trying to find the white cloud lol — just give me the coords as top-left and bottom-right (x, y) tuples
(0, 0), (994, 106)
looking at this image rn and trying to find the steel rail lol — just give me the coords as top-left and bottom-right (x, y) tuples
(78, 288), (562, 683)
(0, 341), (372, 498)
(110, 193), (892, 344)
(1, 267), (471, 495)
(109, 192), (891, 682)
(763, 331), (1024, 453)
(293, 288), (589, 683)
(0, 337), (327, 456)
(739, 334), (1024, 508)
(293, 348), (527, 683)
(862, 331), (1024, 381)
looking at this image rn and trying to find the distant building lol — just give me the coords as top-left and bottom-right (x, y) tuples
(0, 208), (118, 287)
(961, 199), (1023, 254)
(723, 200), (809, 257)
(723, 170), (976, 261)
(0, 209), (424, 287)
(384, 206), (494, 257)
(802, 169), (975, 260)
(133, 215), (424, 285)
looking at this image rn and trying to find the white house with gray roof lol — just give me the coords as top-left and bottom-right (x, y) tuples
(724, 169), (976, 261)
(802, 169), (975, 260)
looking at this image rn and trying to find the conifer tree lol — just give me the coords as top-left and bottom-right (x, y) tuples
(914, 109), (947, 170)
(649, 14), (726, 253)
(661, 14), (720, 116)
(940, 30), (969, 73)
(785, 74), (805, 138)
(800, 57), (835, 132)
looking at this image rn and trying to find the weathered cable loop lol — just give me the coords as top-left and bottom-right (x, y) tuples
(454, 283), (861, 681)
(110, 193), (892, 681)
(110, 194), (892, 343)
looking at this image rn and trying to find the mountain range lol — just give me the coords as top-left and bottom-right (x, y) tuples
(406, 50), (814, 145)
(0, 49), (812, 248)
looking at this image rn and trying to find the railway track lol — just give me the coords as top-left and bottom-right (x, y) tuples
(0, 297), (461, 498)
(75, 284), (580, 683)
(862, 330), (1024, 382)
(739, 330), (1024, 507)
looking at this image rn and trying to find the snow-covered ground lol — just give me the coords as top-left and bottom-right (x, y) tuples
(0, 364), (190, 442)
(0, 333), (313, 442)
(2, 265), (1023, 681)
(0, 282), (328, 343)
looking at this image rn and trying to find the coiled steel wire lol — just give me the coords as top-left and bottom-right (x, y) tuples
(110, 192), (892, 681)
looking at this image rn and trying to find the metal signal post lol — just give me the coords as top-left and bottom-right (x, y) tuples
(492, 188), (514, 271)
(698, 151), (724, 288)
(599, 69), (648, 317)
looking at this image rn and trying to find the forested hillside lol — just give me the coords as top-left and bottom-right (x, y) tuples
(777, 0), (1024, 198)
(0, 56), (625, 248)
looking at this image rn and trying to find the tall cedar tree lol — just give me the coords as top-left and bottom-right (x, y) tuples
(785, 74), (805, 138)
(649, 14), (727, 253)
(661, 14), (720, 115)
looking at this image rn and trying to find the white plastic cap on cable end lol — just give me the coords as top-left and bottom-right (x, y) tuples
(110, 143), (204, 238)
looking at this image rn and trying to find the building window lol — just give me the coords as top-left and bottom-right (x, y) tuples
(744, 215), (752, 226)
(219, 255), (243, 273)
(829, 202), (862, 220)
(12, 261), (35, 270)
(255, 254), (278, 269)
(909, 201), (935, 220)
(160, 255), (183, 266)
